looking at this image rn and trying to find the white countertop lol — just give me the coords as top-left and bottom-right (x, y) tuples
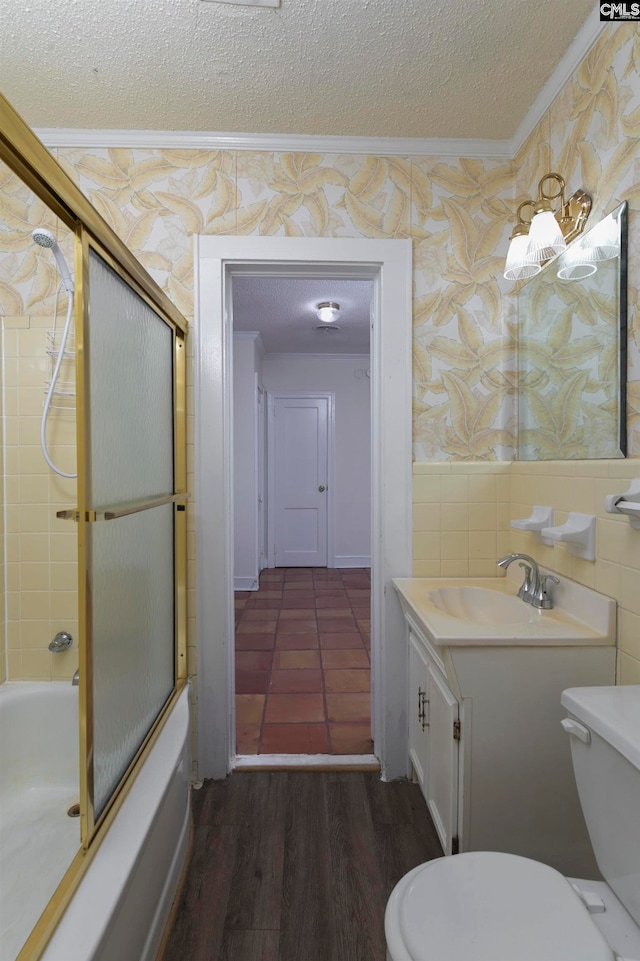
(392, 575), (616, 647)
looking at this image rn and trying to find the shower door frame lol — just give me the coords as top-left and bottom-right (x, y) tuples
(0, 93), (189, 960)
(74, 227), (189, 844)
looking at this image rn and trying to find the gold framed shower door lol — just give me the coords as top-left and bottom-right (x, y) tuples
(1, 92), (188, 961)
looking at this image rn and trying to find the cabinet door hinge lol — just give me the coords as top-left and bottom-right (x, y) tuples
(453, 719), (461, 741)
(451, 835), (459, 855)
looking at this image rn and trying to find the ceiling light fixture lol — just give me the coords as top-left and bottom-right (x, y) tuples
(316, 301), (340, 323)
(504, 173), (591, 280)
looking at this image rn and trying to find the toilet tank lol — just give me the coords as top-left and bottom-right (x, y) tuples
(561, 686), (640, 927)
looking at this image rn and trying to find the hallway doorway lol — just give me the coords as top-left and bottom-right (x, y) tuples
(231, 274), (373, 757)
(194, 235), (412, 780)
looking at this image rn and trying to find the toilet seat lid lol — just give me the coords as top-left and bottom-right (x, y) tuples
(395, 852), (614, 961)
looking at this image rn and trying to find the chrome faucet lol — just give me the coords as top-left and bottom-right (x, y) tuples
(72, 669), (79, 686)
(497, 553), (540, 605)
(533, 573), (559, 610)
(497, 554), (560, 609)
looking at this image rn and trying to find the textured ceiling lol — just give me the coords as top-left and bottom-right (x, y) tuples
(232, 277), (371, 354)
(0, 0), (593, 139)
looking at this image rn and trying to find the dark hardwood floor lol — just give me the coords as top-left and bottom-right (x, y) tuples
(162, 771), (442, 961)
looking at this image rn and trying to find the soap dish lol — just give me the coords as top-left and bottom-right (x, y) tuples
(511, 506), (555, 545)
(540, 513), (596, 562)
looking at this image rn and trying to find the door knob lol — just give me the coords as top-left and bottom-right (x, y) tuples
(318, 485), (326, 492)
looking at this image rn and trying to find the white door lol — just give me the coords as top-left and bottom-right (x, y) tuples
(270, 394), (329, 567)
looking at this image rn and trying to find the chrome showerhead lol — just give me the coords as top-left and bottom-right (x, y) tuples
(32, 227), (57, 249)
(31, 227), (74, 292)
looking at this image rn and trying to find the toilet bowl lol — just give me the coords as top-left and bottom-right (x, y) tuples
(385, 685), (640, 961)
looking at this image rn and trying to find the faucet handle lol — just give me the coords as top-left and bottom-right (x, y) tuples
(517, 563), (534, 600)
(533, 574), (559, 610)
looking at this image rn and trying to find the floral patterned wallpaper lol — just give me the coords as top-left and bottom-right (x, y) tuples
(1, 24), (638, 463)
(514, 25), (640, 454)
(29, 146), (514, 462)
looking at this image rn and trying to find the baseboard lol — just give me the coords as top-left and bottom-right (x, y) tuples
(234, 576), (259, 591)
(333, 555), (371, 568)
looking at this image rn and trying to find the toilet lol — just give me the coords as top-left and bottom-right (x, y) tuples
(385, 685), (640, 961)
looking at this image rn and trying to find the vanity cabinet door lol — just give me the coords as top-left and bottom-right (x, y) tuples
(425, 663), (459, 855)
(408, 630), (429, 790)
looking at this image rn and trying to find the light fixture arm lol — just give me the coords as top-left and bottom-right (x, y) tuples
(535, 171), (591, 244)
(538, 172), (566, 214)
(510, 199), (535, 239)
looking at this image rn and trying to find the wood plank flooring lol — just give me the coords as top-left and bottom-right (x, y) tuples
(162, 771), (442, 961)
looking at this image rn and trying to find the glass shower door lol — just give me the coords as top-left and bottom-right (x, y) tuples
(77, 241), (186, 838)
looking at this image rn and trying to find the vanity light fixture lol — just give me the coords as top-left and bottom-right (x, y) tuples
(316, 301), (340, 323)
(556, 243), (597, 282)
(581, 208), (621, 261)
(504, 172), (591, 280)
(504, 201), (541, 281)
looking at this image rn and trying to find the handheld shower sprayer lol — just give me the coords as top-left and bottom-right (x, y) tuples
(31, 228), (74, 293)
(32, 227), (77, 479)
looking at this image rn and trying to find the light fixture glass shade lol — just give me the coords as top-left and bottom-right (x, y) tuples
(556, 243), (597, 281)
(580, 214), (619, 261)
(316, 302), (340, 323)
(504, 234), (541, 281)
(526, 208), (567, 263)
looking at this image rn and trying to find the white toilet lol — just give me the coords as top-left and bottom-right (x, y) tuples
(385, 685), (640, 961)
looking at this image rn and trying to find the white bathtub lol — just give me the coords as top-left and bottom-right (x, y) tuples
(0, 681), (191, 961)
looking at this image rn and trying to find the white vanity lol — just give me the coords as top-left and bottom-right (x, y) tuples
(393, 570), (616, 878)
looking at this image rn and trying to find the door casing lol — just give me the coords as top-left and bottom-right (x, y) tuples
(194, 236), (413, 781)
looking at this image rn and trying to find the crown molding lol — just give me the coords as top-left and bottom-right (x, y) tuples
(35, 127), (511, 159)
(510, 11), (605, 156)
(34, 14), (604, 163)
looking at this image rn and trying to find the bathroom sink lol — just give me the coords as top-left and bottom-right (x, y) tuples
(429, 586), (537, 625)
(392, 575), (615, 647)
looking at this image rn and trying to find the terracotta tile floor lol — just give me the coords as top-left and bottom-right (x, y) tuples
(235, 567), (372, 755)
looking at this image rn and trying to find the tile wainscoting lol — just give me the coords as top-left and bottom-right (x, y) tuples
(413, 460), (640, 684)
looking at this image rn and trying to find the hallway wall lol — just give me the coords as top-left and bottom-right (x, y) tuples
(233, 332), (264, 589)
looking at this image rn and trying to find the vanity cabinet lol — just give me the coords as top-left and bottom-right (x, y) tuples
(408, 627), (460, 855)
(397, 577), (617, 877)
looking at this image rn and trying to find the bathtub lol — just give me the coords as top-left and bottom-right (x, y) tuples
(0, 681), (191, 961)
